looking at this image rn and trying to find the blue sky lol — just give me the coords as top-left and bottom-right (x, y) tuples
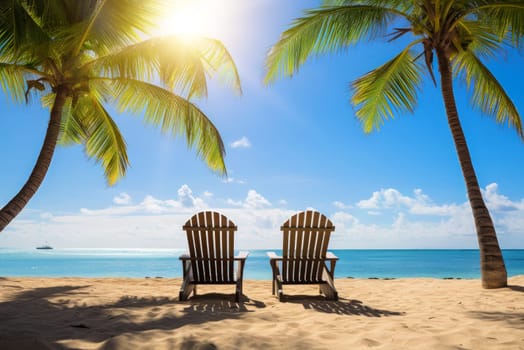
(1, 0), (523, 249)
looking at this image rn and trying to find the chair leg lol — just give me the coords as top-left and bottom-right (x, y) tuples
(179, 260), (195, 301)
(235, 281), (241, 302)
(269, 261), (276, 295)
(275, 276), (283, 301)
(319, 283), (338, 301)
(235, 259), (247, 302)
(179, 276), (195, 301)
(320, 265), (338, 301)
(270, 260), (283, 297)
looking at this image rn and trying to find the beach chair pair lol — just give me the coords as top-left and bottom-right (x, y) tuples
(179, 210), (338, 302)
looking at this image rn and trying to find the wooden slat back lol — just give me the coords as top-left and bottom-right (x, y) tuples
(183, 211), (237, 283)
(281, 210), (334, 283)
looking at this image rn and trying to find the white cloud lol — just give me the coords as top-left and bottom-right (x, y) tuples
(483, 183), (523, 211)
(357, 188), (418, 209)
(243, 190), (271, 209)
(2, 183), (523, 250)
(80, 185), (208, 216)
(357, 187), (460, 216)
(226, 198), (243, 206)
(222, 177), (246, 185)
(329, 183), (524, 248)
(177, 184), (207, 208)
(230, 136), (251, 149)
(40, 212), (53, 220)
(278, 199), (288, 206)
(331, 211), (359, 228)
(113, 192), (131, 205)
(333, 201), (351, 209)
(141, 195), (173, 214)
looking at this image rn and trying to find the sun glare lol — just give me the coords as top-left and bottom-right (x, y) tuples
(156, 0), (222, 39)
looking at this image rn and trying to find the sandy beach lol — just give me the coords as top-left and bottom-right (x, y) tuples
(0, 276), (523, 349)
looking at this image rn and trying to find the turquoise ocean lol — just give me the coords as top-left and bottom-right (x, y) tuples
(0, 249), (523, 280)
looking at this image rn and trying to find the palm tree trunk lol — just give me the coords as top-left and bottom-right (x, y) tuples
(0, 86), (68, 232)
(436, 50), (507, 288)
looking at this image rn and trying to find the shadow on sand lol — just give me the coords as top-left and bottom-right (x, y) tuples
(183, 293), (266, 313)
(466, 283), (524, 329)
(469, 310), (524, 329)
(0, 284), (265, 350)
(279, 295), (404, 317)
(508, 284), (524, 293)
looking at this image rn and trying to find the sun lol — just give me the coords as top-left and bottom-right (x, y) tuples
(156, 0), (222, 39)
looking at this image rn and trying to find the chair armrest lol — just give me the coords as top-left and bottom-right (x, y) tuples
(179, 253), (190, 260)
(326, 252), (338, 260)
(235, 251), (249, 260)
(267, 251), (282, 260)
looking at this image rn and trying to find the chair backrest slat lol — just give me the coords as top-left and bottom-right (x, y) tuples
(208, 212), (217, 281)
(280, 210), (334, 283)
(309, 211), (322, 281)
(227, 226), (234, 281)
(201, 212), (211, 281)
(282, 216), (288, 281)
(183, 211), (237, 283)
(220, 222), (228, 281)
(186, 215), (199, 281)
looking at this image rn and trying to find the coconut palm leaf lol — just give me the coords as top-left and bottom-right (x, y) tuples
(453, 51), (523, 138)
(352, 47), (423, 132)
(71, 93), (129, 185)
(265, 4), (397, 83)
(190, 37), (242, 96)
(474, 2), (524, 46)
(455, 20), (504, 60)
(57, 96), (87, 145)
(65, 0), (165, 57)
(0, 0), (50, 57)
(91, 78), (226, 175)
(322, 0), (413, 12)
(89, 36), (241, 99)
(0, 62), (29, 102)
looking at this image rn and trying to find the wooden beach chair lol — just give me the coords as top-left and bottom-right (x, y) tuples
(179, 211), (249, 302)
(267, 210), (338, 301)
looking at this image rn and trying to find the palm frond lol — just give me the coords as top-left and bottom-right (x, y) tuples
(88, 36), (241, 98)
(473, 2), (524, 47)
(67, 0), (166, 56)
(456, 20), (506, 60)
(0, 63), (29, 103)
(0, 0), (51, 58)
(57, 96), (88, 145)
(265, 5), (398, 84)
(91, 78), (226, 175)
(191, 37), (242, 97)
(453, 51), (523, 138)
(352, 47), (423, 132)
(323, 0), (414, 13)
(74, 93), (129, 185)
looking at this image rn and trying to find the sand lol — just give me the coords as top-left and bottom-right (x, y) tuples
(0, 276), (523, 349)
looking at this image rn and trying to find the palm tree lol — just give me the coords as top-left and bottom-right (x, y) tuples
(265, 0), (524, 288)
(0, 0), (240, 231)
